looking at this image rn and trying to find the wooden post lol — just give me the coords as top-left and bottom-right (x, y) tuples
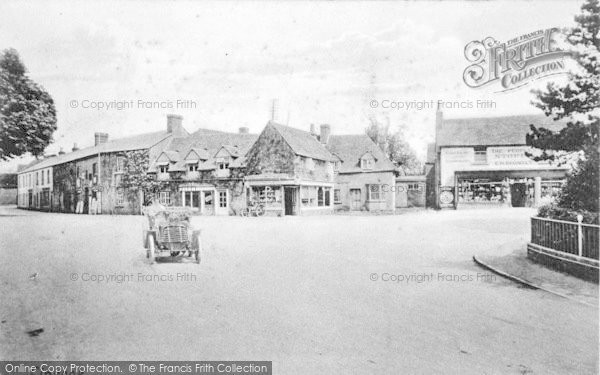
(577, 214), (583, 257)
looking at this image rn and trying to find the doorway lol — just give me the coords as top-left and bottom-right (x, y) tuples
(350, 189), (361, 210)
(284, 187), (296, 215)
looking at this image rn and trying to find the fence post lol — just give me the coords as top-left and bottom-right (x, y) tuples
(577, 214), (583, 257)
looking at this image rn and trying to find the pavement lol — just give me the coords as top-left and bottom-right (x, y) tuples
(0, 205), (598, 374)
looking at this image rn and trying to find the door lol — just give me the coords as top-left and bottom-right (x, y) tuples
(202, 191), (214, 215)
(215, 190), (229, 215)
(350, 189), (361, 210)
(284, 187), (296, 215)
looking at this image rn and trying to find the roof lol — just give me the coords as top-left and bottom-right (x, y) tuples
(437, 114), (568, 147)
(396, 175), (426, 182)
(326, 134), (396, 173)
(148, 128), (258, 172)
(19, 131), (171, 174)
(269, 122), (334, 161)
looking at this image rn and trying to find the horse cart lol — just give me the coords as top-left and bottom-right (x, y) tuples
(143, 206), (201, 264)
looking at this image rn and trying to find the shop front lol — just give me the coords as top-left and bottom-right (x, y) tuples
(178, 183), (229, 216)
(454, 169), (567, 208)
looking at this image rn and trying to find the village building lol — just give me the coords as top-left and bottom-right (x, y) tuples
(325, 133), (397, 211)
(427, 110), (569, 209)
(17, 114), (187, 214)
(146, 127), (257, 215)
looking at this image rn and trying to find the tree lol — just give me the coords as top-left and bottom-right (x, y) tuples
(366, 116), (422, 175)
(0, 48), (57, 160)
(120, 150), (169, 205)
(527, 0), (600, 213)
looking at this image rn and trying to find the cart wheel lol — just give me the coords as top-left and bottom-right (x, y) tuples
(148, 234), (155, 264)
(240, 208), (249, 217)
(256, 205), (265, 217)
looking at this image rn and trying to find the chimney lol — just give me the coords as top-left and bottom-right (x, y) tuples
(72, 143), (79, 152)
(435, 105), (443, 135)
(238, 127), (249, 134)
(58, 147), (65, 155)
(167, 114), (184, 136)
(310, 124), (317, 136)
(319, 124), (331, 145)
(94, 132), (109, 146)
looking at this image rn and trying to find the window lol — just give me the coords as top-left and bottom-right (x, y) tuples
(305, 158), (315, 171)
(36, 171), (39, 186)
(474, 147), (487, 164)
(188, 164), (198, 172)
(116, 189), (125, 206)
(116, 156), (125, 172)
(408, 183), (420, 191)
(159, 165), (168, 174)
(325, 188), (331, 206)
(334, 189), (341, 204)
(334, 161), (341, 172)
(92, 163), (97, 176)
(219, 191), (227, 208)
(368, 184), (384, 201)
(158, 191), (171, 206)
(46, 170), (50, 184)
(361, 157), (374, 170)
(218, 162), (229, 170)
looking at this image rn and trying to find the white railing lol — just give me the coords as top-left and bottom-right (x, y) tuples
(531, 216), (599, 260)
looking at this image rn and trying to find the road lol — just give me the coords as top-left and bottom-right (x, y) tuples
(0, 206), (597, 374)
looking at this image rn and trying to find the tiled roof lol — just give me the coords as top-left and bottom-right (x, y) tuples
(151, 128), (258, 172)
(19, 131), (171, 174)
(437, 114), (568, 147)
(326, 134), (396, 173)
(269, 122), (335, 161)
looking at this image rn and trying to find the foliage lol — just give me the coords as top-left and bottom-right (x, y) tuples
(0, 48), (57, 160)
(365, 116), (422, 175)
(120, 150), (168, 204)
(528, 0), (600, 214)
(537, 203), (599, 224)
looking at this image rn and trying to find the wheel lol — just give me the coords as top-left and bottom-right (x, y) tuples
(147, 233), (155, 264)
(255, 205), (265, 217)
(240, 208), (249, 217)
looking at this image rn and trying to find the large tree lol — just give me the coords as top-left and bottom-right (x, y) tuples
(366, 116), (422, 175)
(527, 0), (599, 212)
(0, 48), (57, 160)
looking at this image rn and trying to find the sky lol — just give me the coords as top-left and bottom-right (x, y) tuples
(0, 0), (582, 172)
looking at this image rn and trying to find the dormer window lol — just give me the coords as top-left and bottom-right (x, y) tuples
(159, 165), (168, 174)
(334, 161), (341, 172)
(188, 164), (199, 172)
(218, 162), (229, 170)
(361, 157), (374, 170)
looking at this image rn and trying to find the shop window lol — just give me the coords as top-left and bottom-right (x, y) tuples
(116, 189), (125, 206)
(368, 184), (384, 201)
(474, 147), (487, 164)
(158, 191), (171, 205)
(325, 188), (331, 206)
(317, 187), (324, 206)
(219, 191), (227, 208)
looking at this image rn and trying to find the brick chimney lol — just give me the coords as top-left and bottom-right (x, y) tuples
(377, 134), (387, 153)
(58, 147), (65, 155)
(94, 132), (109, 146)
(72, 143), (79, 152)
(167, 114), (184, 136)
(310, 124), (317, 136)
(319, 124), (331, 145)
(238, 127), (249, 134)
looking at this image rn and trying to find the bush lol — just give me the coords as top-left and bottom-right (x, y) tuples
(537, 203), (599, 224)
